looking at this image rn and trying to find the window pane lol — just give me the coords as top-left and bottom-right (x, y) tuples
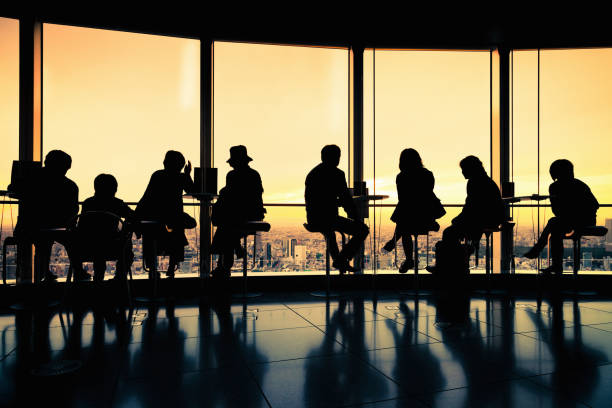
(43, 24), (200, 202)
(513, 48), (612, 273)
(42, 24), (200, 279)
(213, 42), (349, 275)
(363, 50), (491, 273)
(0, 17), (19, 282)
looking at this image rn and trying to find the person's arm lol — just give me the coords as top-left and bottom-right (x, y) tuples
(396, 173), (408, 203)
(549, 183), (561, 217)
(338, 170), (358, 219)
(182, 161), (195, 194)
(453, 179), (473, 225)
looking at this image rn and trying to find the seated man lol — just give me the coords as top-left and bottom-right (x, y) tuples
(427, 155), (504, 275)
(305, 145), (369, 274)
(524, 159), (599, 274)
(210, 145), (266, 278)
(77, 174), (136, 282)
(136, 151), (196, 278)
(9, 150), (86, 281)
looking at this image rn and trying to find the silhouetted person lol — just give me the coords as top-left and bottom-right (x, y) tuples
(136, 151), (195, 278)
(427, 155), (503, 274)
(305, 145), (369, 273)
(524, 159), (599, 274)
(76, 174), (136, 282)
(9, 150), (83, 281)
(211, 145), (265, 278)
(382, 148), (444, 273)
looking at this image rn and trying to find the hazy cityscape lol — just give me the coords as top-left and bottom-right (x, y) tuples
(2, 218), (612, 282)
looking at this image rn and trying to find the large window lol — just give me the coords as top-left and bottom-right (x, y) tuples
(512, 48), (612, 273)
(42, 24), (200, 278)
(0, 17), (19, 282)
(363, 49), (492, 273)
(213, 41), (350, 274)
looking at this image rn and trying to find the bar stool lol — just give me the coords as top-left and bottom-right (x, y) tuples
(63, 211), (135, 307)
(400, 223), (438, 296)
(474, 222), (514, 295)
(135, 220), (165, 304)
(232, 221), (270, 299)
(303, 223), (345, 298)
(2, 236), (17, 285)
(549, 225), (607, 296)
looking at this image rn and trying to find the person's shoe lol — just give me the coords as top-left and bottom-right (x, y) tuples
(74, 271), (91, 281)
(523, 246), (542, 259)
(425, 265), (438, 275)
(399, 259), (415, 273)
(539, 265), (562, 275)
(42, 272), (58, 282)
(383, 239), (396, 253)
(211, 267), (230, 279)
(332, 258), (358, 274)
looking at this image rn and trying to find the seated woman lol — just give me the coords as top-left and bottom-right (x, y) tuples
(524, 159), (599, 274)
(136, 151), (196, 278)
(78, 174), (136, 282)
(383, 149), (444, 273)
(211, 145), (265, 278)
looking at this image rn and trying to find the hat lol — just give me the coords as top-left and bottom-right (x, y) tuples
(227, 145), (252, 164)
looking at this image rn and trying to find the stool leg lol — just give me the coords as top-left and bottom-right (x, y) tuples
(2, 242), (7, 285)
(243, 234), (248, 297)
(325, 238), (330, 294)
(573, 238), (580, 275)
(413, 234), (419, 292)
(485, 233), (490, 276)
(151, 239), (159, 298)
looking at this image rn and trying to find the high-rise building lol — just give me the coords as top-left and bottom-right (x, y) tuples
(266, 243), (272, 261)
(606, 219), (612, 243)
(291, 239), (297, 258)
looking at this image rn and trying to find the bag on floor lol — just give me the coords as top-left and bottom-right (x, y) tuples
(433, 239), (470, 276)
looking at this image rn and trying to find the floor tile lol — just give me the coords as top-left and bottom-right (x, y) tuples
(250, 354), (401, 408)
(422, 378), (587, 408)
(114, 366), (269, 408)
(237, 326), (344, 363)
(526, 362), (612, 407)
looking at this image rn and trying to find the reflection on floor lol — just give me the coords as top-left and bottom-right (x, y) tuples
(2, 290), (612, 407)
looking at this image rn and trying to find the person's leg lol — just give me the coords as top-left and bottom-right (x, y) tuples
(34, 238), (54, 282)
(332, 216), (369, 262)
(383, 226), (401, 252)
(543, 218), (568, 273)
(524, 217), (556, 258)
(398, 231), (414, 273)
(93, 260), (106, 282)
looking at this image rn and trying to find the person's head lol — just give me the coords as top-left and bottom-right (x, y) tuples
(163, 150), (186, 173)
(227, 145), (252, 169)
(459, 155), (485, 179)
(399, 148), (423, 172)
(321, 144), (341, 167)
(44, 150), (72, 176)
(549, 159), (574, 181)
(93, 174), (118, 198)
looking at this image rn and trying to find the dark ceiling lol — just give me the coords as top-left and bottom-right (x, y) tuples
(2, 6), (611, 49)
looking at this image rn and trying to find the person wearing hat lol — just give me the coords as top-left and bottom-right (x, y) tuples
(211, 145), (266, 278)
(136, 150), (196, 278)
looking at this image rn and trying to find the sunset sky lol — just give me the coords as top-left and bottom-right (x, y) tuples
(1, 17), (611, 230)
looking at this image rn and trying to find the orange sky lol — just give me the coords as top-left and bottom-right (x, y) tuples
(1, 18), (612, 228)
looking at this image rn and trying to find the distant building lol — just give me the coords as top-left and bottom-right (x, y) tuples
(583, 252), (592, 269)
(266, 243), (272, 261)
(294, 245), (307, 265)
(291, 239), (297, 258)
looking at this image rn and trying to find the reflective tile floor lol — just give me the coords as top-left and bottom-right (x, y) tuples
(2, 290), (612, 407)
